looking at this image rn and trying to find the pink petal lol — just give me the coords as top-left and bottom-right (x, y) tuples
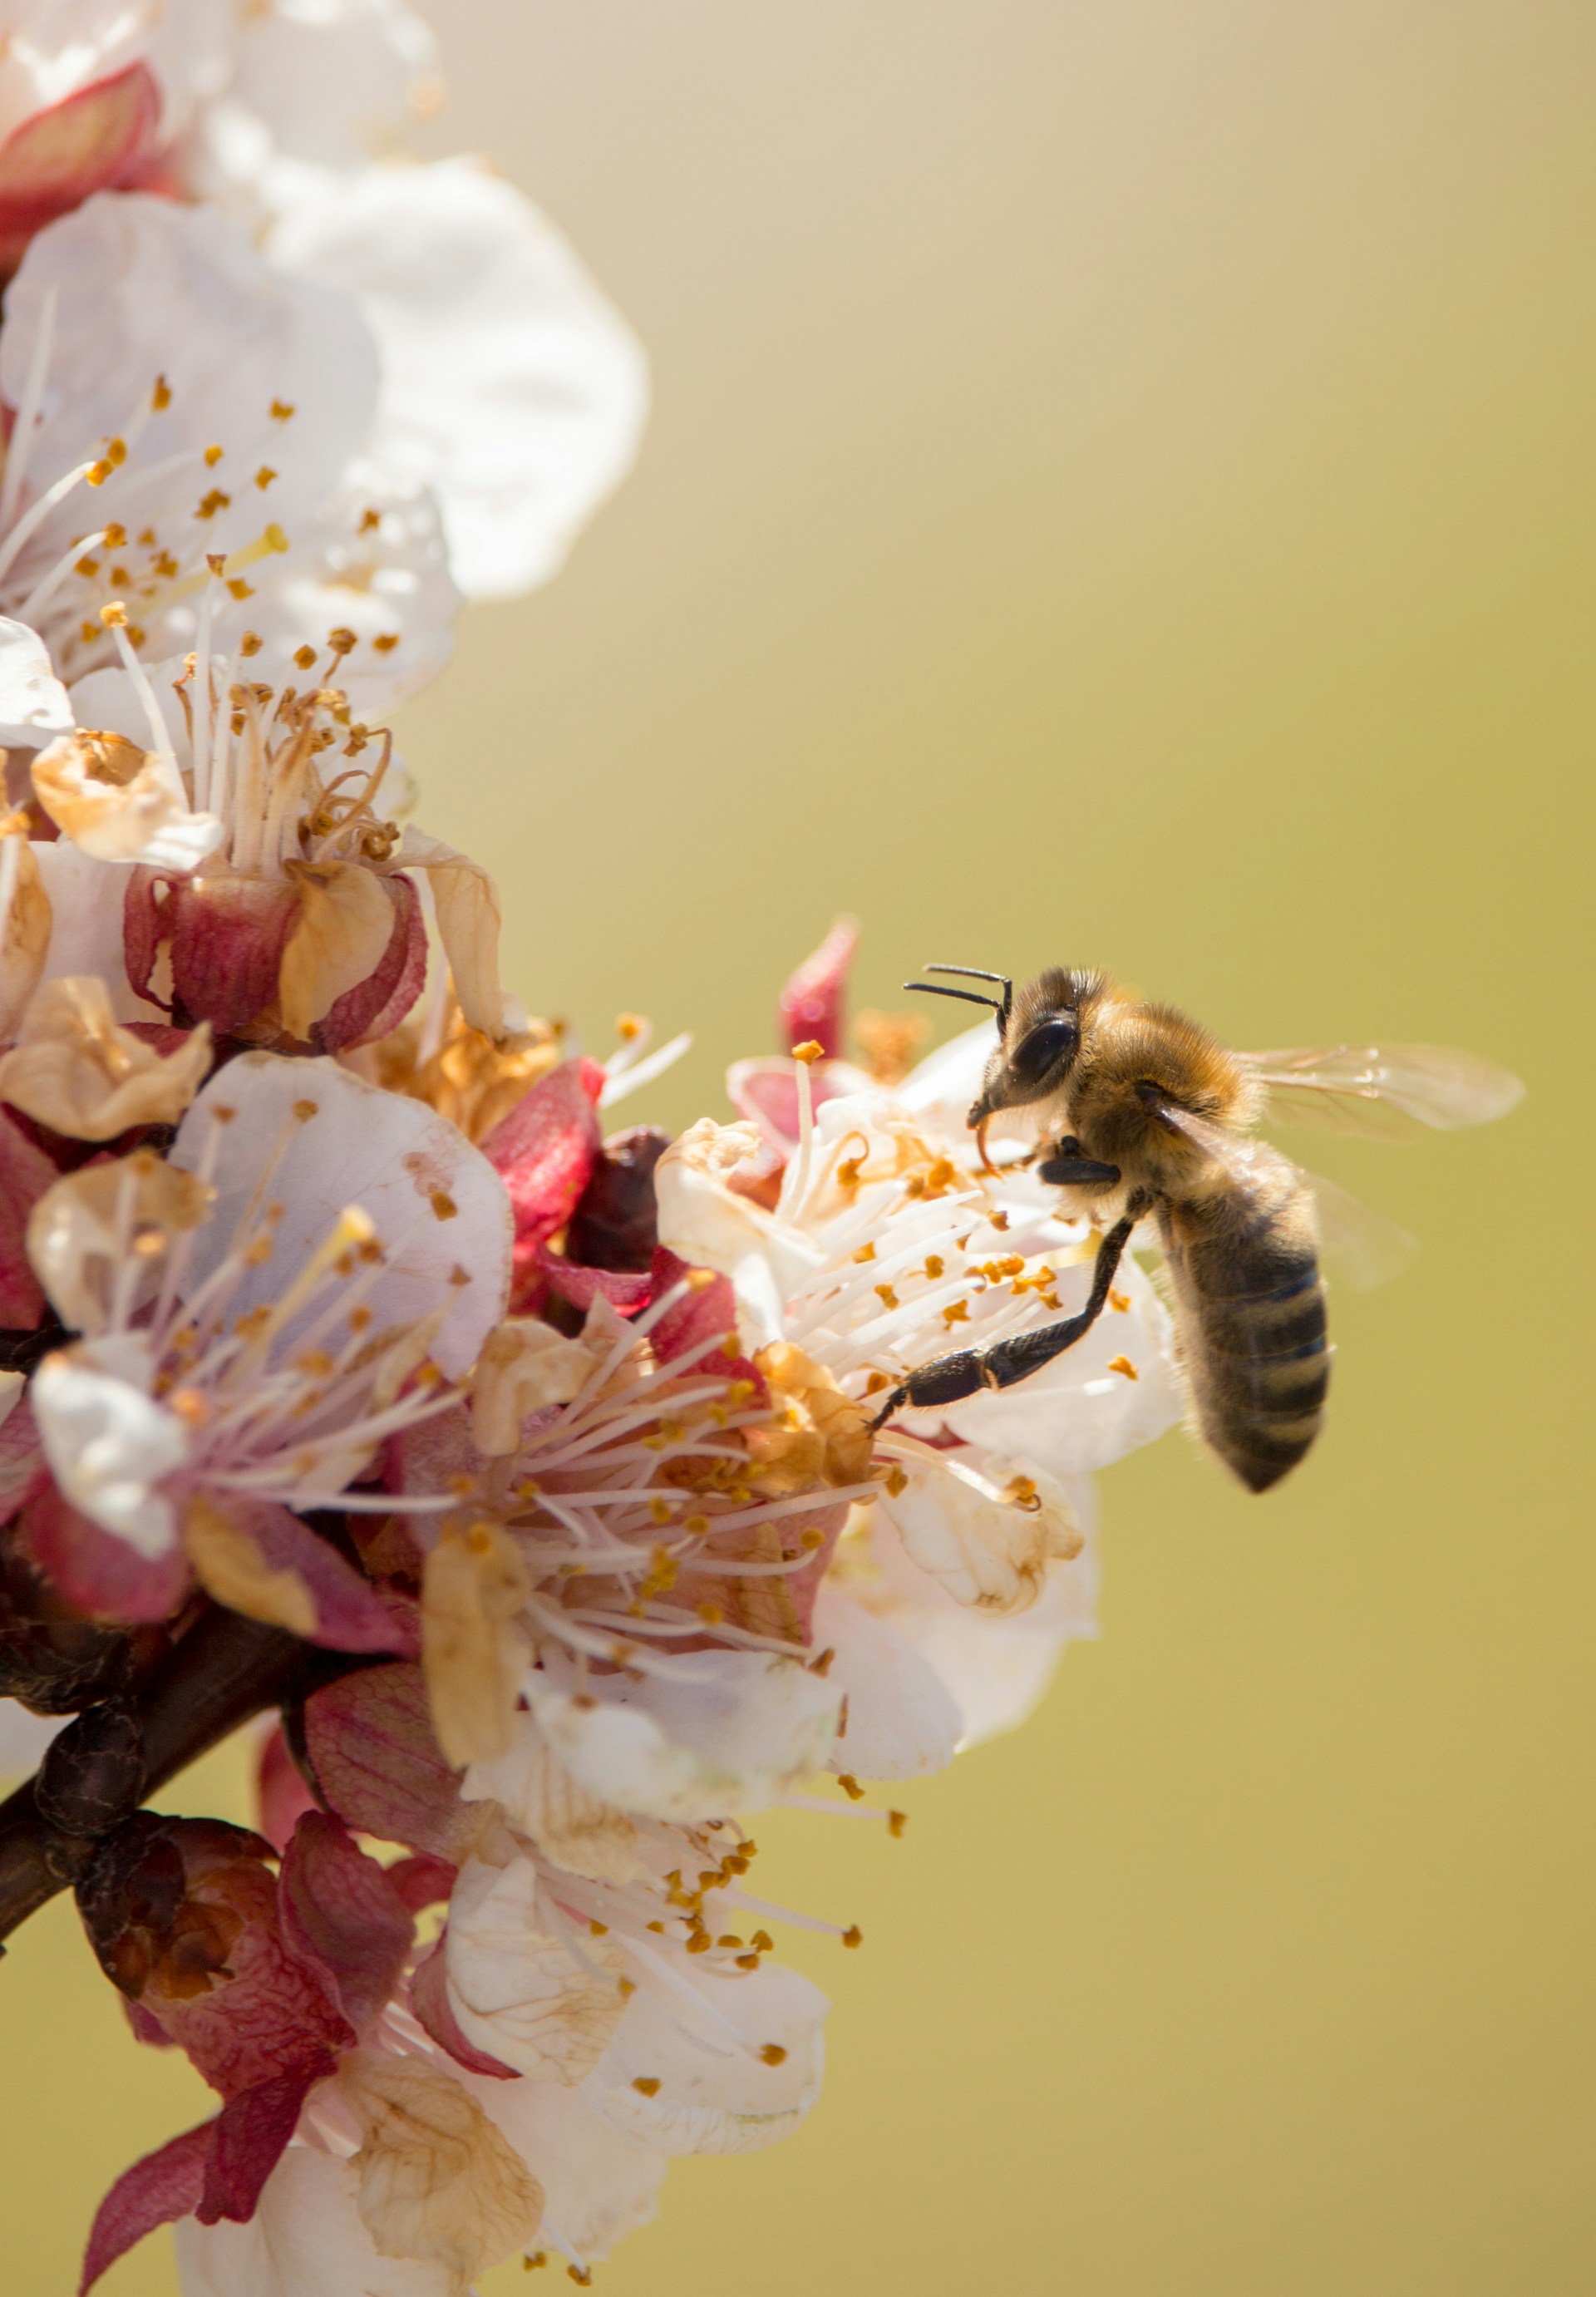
(195, 2059), (337, 2226)
(166, 875), (299, 1038)
(278, 1811), (414, 2036)
(222, 1497), (417, 1654)
(301, 1660), (463, 1856)
(79, 2118), (213, 2295)
(409, 1932), (518, 2079)
(385, 1851), (457, 1913)
(21, 1476), (192, 1624)
(778, 916), (857, 1057)
(0, 67), (160, 250)
(0, 1110), (57, 1328)
(726, 1055), (856, 1156)
(648, 1248), (766, 1394)
(480, 1060), (603, 1309)
(76, 1816), (354, 2098)
(256, 1723), (320, 1856)
(534, 1241), (651, 1318)
(315, 874), (426, 1053)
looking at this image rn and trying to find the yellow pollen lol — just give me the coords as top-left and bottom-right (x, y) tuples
(240, 630), (264, 656)
(86, 461), (112, 486)
(167, 1388), (208, 1427)
(568, 2271), (592, 2288)
(589, 1920), (608, 1936)
(809, 1647), (835, 1677)
(615, 1013), (645, 1042)
(884, 1464), (908, 1497)
(293, 644), (317, 670)
(717, 1935), (743, 1949)
(924, 1255), (945, 1279)
(799, 1526), (825, 1550)
(73, 555), (100, 578)
(852, 1243), (876, 1264)
(270, 399), (296, 421)
(358, 505), (382, 531)
(942, 1300), (969, 1328)
(630, 2075), (661, 2099)
(888, 1810), (908, 1837)
(327, 626), (357, 654)
(106, 437), (126, 466)
(293, 1099), (318, 1121)
(874, 1284), (900, 1311)
(195, 488), (231, 519)
(226, 579), (253, 600)
(837, 1773), (864, 1801)
(751, 1927), (773, 1951)
(254, 465), (277, 490)
(646, 1920), (665, 1935)
(736, 1953), (761, 1970)
(151, 375), (172, 411)
(791, 1039), (824, 1065)
(990, 1209), (1010, 1231)
(1107, 1354), (1139, 1380)
(1108, 1289), (1130, 1312)
(372, 633), (399, 653)
(99, 601), (127, 628)
(841, 1925), (864, 1949)
(524, 2255), (547, 2271)
(759, 2043), (787, 2066)
(429, 1189), (458, 1221)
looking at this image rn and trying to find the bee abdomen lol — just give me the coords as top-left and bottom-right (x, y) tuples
(1160, 1202), (1330, 1494)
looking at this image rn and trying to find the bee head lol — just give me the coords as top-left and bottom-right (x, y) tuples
(970, 968), (1094, 1129)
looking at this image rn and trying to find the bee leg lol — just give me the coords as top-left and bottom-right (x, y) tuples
(1035, 1136), (1122, 1187)
(869, 1216), (1136, 1425)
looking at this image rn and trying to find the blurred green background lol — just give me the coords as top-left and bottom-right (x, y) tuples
(7, 2), (1592, 2290)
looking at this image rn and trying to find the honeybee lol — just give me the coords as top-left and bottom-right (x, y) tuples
(873, 964), (1522, 1492)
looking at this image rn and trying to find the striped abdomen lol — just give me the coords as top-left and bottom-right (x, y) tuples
(1157, 1166), (1329, 1493)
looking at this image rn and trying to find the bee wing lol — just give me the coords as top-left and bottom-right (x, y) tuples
(1238, 1043), (1524, 1139)
(1300, 1168), (1420, 1291)
(1146, 1097), (1417, 1290)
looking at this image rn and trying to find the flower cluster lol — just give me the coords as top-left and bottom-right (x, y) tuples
(0, 12), (1186, 2294)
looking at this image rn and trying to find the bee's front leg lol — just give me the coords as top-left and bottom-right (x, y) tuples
(1034, 1136), (1122, 1187)
(869, 1215), (1137, 1427)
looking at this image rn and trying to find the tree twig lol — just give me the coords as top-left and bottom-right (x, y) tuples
(0, 1606), (339, 1949)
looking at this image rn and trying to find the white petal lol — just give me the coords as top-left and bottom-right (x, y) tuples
(584, 1955), (828, 2157)
(219, 0), (437, 173)
(169, 1053), (512, 1378)
(654, 1120), (823, 1352)
(444, 1854), (627, 2084)
(810, 1584), (961, 1780)
(30, 841), (158, 1022)
(30, 1353), (185, 1556)
(463, 1718), (643, 1886)
(264, 158), (648, 597)
(174, 2145), (452, 2297)
(526, 1651), (841, 1825)
(852, 1498), (1100, 1749)
(236, 458), (460, 715)
(2, 196), (377, 668)
(0, 618), (71, 750)
(466, 2072), (665, 2264)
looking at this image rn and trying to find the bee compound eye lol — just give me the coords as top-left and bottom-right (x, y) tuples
(1011, 1014), (1077, 1087)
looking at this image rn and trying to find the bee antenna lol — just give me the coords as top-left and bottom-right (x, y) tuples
(904, 978), (1011, 1036)
(914, 962), (1012, 1036)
